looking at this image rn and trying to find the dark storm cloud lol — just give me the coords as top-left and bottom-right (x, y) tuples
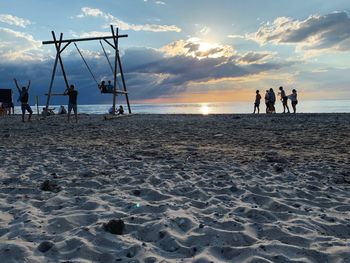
(239, 52), (272, 64)
(123, 48), (290, 99)
(255, 11), (350, 51)
(1, 47), (288, 102)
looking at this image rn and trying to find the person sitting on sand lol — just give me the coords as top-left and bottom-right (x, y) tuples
(99, 80), (107, 93)
(289, 89), (298, 114)
(268, 88), (276, 113)
(279, 86), (290, 113)
(41, 107), (55, 116)
(253, 90), (261, 114)
(14, 78), (32, 122)
(108, 106), (114, 114)
(64, 84), (78, 122)
(58, 105), (67, 115)
(116, 105), (124, 115)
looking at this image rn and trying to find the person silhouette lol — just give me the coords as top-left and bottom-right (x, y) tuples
(279, 86), (290, 113)
(264, 90), (269, 113)
(65, 84), (78, 122)
(268, 88), (276, 113)
(14, 78), (32, 122)
(253, 90), (262, 114)
(99, 80), (107, 93)
(289, 89), (298, 114)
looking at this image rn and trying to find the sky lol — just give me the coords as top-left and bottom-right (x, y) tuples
(0, 0), (350, 105)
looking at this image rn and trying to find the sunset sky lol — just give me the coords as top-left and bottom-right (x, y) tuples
(0, 0), (350, 104)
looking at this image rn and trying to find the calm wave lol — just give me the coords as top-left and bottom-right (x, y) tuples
(15, 100), (349, 115)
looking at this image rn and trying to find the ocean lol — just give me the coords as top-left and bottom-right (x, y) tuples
(14, 100), (350, 115)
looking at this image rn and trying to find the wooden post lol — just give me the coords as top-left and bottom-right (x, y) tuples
(117, 53), (131, 114)
(36, 96), (39, 115)
(52, 31), (70, 92)
(111, 26), (118, 114)
(43, 26), (131, 116)
(45, 32), (63, 112)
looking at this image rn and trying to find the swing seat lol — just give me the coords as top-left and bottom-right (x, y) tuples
(100, 89), (128, 94)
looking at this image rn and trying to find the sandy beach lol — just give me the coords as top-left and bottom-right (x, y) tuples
(0, 113), (349, 263)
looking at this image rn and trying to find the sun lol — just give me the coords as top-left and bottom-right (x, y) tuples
(198, 42), (214, 52)
(200, 104), (210, 115)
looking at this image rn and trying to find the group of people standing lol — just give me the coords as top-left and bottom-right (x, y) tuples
(10, 79), (125, 122)
(254, 87), (298, 114)
(13, 79), (78, 122)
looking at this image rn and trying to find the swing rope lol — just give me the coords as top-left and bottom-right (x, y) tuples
(74, 42), (99, 86)
(100, 40), (114, 74)
(99, 40), (123, 91)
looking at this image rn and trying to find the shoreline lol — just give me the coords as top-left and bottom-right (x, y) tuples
(0, 113), (349, 262)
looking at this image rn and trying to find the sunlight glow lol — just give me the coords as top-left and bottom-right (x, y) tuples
(200, 104), (210, 115)
(198, 42), (214, 52)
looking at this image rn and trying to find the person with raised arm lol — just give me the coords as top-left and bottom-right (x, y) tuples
(14, 78), (33, 122)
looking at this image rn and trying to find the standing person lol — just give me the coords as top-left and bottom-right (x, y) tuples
(264, 90), (270, 113)
(65, 84), (78, 122)
(268, 88), (276, 113)
(253, 90), (262, 114)
(14, 78), (32, 122)
(289, 89), (298, 114)
(279, 86), (290, 113)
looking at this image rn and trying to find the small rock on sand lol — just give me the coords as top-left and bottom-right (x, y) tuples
(38, 241), (54, 253)
(103, 219), (125, 235)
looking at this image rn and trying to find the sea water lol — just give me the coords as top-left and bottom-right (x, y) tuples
(15, 100), (350, 115)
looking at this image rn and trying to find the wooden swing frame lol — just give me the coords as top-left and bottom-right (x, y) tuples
(42, 25), (132, 115)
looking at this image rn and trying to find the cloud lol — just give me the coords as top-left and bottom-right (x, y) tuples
(77, 7), (181, 33)
(0, 14), (31, 28)
(155, 1), (166, 5)
(160, 38), (235, 59)
(238, 52), (275, 64)
(252, 11), (350, 53)
(121, 43), (290, 99)
(0, 38), (288, 103)
(0, 27), (42, 61)
(199, 26), (211, 35)
(77, 7), (103, 18)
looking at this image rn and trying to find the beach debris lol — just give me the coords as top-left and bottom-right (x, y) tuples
(40, 180), (61, 193)
(132, 189), (141, 196)
(37, 241), (54, 253)
(273, 163), (284, 173)
(103, 219), (125, 235)
(159, 231), (166, 239)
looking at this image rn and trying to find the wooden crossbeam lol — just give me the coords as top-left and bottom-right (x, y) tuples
(42, 34), (128, 45)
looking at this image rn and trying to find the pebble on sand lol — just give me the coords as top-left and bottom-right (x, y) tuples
(40, 180), (61, 193)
